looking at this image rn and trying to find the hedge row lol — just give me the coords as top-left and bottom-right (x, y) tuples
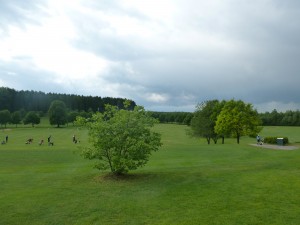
(264, 136), (289, 145)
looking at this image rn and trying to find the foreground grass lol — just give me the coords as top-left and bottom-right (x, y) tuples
(0, 124), (300, 224)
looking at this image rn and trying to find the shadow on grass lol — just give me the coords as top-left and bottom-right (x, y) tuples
(94, 172), (159, 183)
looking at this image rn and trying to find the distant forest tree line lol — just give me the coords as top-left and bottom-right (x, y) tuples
(259, 109), (300, 126)
(149, 111), (193, 125)
(150, 108), (300, 127)
(150, 107), (300, 127)
(0, 87), (299, 127)
(0, 87), (136, 113)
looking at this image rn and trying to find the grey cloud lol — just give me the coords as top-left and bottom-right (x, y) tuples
(0, 60), (67, 94)
(1, 0), (300, 112)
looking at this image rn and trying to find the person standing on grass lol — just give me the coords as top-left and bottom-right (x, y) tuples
(256, 134), (260, 145)
(5, 135), (8, 143)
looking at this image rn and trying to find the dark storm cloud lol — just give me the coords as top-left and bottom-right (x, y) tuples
(1, 0), (300, 111)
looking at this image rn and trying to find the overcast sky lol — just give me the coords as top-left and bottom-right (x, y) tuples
(1, 0), (300, 112)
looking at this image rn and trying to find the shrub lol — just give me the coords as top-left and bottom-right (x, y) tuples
(264, 136), (289, 145)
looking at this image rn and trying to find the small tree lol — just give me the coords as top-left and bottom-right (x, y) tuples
(76, 102), (162, 175)
(23, 111), (40, 127)
(48, 100), (68, 128)
(0, 110), (11, 128)
(215, 99), (262, 144)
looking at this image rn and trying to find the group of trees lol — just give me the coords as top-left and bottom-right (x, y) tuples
(0, 100), (96, 128)
(0, 86), (136, 128)
(0, 87), (136, 113)
(1, 86), (298, 176)
(0, 109), (40, 128)
(1, 97), (163, 176)
(149, 108), (300, 127)
(149, 103), (300, 128)
(190, 99), (262, 144)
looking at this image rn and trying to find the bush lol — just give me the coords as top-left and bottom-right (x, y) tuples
(264, 136), (289, 145)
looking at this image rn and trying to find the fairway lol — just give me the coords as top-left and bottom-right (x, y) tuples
(1, 123), (300, 225)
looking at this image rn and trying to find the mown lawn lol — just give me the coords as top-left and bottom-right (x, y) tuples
(0, 123), (300, 225)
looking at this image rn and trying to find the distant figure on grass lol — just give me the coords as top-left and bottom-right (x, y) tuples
(47, 135), (51, 144)
(48, 135), (54, 146)
(256, 134), (263, 145)
(39, 139), (44, 145)
(26, 138), (33, 144)
(1, 135), (8, 144)
(73, 134), (79, 144)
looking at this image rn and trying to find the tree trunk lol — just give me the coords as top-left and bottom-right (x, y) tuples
(105, 150), (114, 173)
(213, 136), (218, 144)
(206, 136), (211, 144)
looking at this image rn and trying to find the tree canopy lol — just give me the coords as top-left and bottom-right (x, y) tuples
(77, 102), (162, 175)
(23, 111), (40, 127)
(11, 111), (22, 127)
(190, 100), (225, 144)
(215, 99), (262, 144)
(48, 100), (68, 128)
(0, 110), (11, 128)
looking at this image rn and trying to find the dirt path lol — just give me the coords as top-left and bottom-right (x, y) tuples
(249, 144), (298, 150)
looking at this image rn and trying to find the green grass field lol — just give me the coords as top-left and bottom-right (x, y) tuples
(1, 121), (300, 225)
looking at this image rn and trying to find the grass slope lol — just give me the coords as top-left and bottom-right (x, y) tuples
(0, 123), (300, 225)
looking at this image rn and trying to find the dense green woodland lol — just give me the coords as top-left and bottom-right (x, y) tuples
(260, 109), (300, 126)
(0, 87), (136, 113)
(0, 87), (300, 126)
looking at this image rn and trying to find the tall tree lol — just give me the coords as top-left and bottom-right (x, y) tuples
(48, 100), (68, 128)
(11, 111), (22, 127)
(190, 100), (224, 144)
(215, 99), (262, 144)
(23, 111), (40, 127)
(76, 101), (162, 175)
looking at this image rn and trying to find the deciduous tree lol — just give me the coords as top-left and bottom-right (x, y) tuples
(48, 100), (68, 128)
(215, 100), (262, 144)
(76, 102), (162, 175)
(190, 100), (226, 144)
(23, 111), (40, 127)
(11, 111), (22, 127)
(0, 110), (11, 128)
